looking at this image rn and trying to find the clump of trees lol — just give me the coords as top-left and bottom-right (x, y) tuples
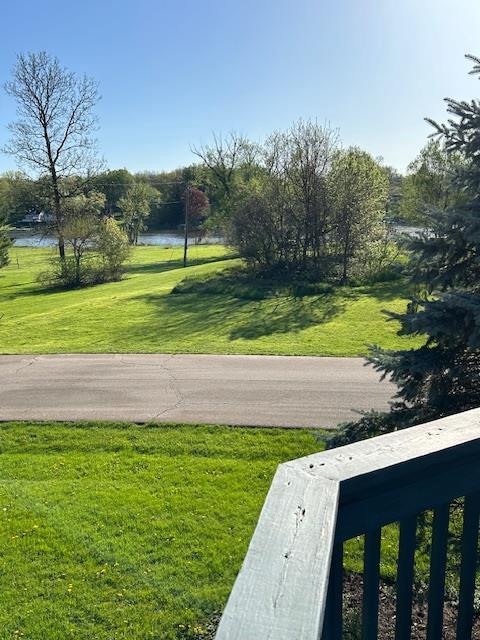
(399, 140), (464, 225)
(196, 121), (391, 282)
(3, 50), (467, 297)
(329, 54), (480, 447)
(41, 193), (130, 288)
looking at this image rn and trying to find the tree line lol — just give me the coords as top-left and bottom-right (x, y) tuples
(0, 50), (465, 292)
(0, 52), (459, 281)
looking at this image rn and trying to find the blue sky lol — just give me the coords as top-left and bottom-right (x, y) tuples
(1, 0), (480, 174)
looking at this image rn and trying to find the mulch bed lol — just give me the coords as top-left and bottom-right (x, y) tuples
(342, 572), (480, 639)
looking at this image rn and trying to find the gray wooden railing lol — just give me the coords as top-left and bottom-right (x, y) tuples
(214, 408), (480, 639)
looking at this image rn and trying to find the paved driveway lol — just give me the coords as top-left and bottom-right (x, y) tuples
(0, 354), (395, 428)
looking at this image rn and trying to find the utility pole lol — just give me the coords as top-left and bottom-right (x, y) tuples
(183, 185), (189, 267)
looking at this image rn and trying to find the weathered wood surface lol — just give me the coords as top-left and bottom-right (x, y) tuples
(335, 454), (480, 540)
(214, 463), (339, 639)
(299, 409), (480, 540)
(293, 408), (480, 485)
(215, 408), (480, 640)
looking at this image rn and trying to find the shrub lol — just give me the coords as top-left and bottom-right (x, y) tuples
(39, 255), (103, 288)
(96, 218), (131, 280)
(39, 216), (130, 289)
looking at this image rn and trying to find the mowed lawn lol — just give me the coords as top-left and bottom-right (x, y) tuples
(0, 421), (469, 640)
(0, 245), (421, 355)
(0, 421), (322, 640)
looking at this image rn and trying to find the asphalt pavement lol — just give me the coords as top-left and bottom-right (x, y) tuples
(0, 353), (395, 428)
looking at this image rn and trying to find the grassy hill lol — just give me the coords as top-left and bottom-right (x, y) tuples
(0, 245), (421, 355)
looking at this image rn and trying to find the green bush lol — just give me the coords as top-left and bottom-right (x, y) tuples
(39, 218), (131, 289)
(39, 254), (103, 288)
(96, 218), (131, 280)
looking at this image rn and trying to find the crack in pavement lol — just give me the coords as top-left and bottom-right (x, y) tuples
(153, 355), (186, 419)
(13, 356), (39, 376)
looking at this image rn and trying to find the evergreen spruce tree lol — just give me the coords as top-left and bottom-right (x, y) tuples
(330, 55), (480, 447)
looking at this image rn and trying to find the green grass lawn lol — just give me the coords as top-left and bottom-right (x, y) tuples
(0, 421), (467, 639)
(0, 421), (322, 640)
(0, 245), (421, 355)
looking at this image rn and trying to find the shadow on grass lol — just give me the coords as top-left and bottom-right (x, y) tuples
(128, 272), (409, 344)
(9, 255), (236, 300)
(125, 254), (235, 276)
(122, 268), (409, 344)
(352, 278), (411, 302)
(229, 295), (341, 340)
(131, 287), (345, 343)
(11, 281), (99, 299)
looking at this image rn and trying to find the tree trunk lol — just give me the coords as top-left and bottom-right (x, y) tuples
(50, 164), (65, 262)
(74, 249), (81, 286)
(341, 225), (351, 285)
(58, 235), (66, 260)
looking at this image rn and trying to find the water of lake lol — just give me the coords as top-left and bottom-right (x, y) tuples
(10, 229), (222, 247)
(10, 226), (421, 248)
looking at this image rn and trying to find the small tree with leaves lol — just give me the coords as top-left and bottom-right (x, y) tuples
(96, 217), (131, 280)
(118, 182), (152, 244)
(399, 140), (464, 225)
(57, 191), (105, 286)
(328, 148), (389, 283)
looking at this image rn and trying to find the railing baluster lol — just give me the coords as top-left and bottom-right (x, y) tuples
(456, 492), (480, 640)
(426, 503), (450, 640)
(322, 541), (343, 640)
(362, 528), (381, 640)
(395, 515), (417, 640)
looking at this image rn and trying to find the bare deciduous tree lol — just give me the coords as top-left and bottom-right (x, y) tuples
(192, 133), (245, 195)
(4, 51), (101, 259)
(265, 120), (339, 266)
(228, 120), (340, 274)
